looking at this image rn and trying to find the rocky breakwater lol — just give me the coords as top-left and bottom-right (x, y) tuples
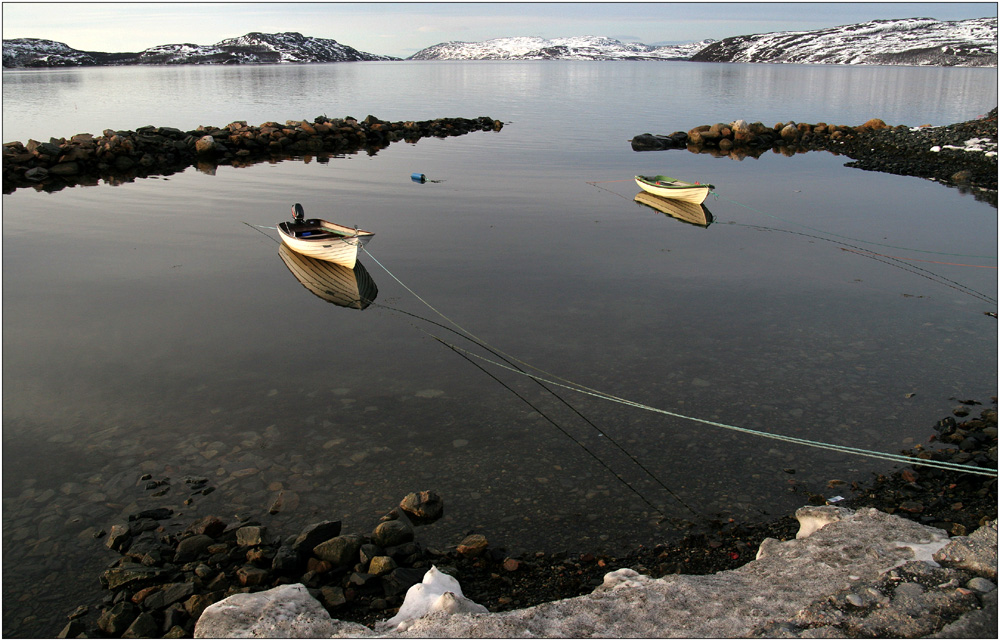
(2, 115), (503, 194)
(631, 108), (998, 202)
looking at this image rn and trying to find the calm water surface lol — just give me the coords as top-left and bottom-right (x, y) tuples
(3, 61), (997, 636)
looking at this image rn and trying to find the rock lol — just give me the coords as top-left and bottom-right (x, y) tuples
(101, 562), (168, 590)
(236, 525), (266, 547)
(143, 582), (195, 610)
(319, 585), (347, 608)
(106, 523), (132, 551)
(56, 619), (86, 638)
(313, 534), (363, 567)
(951, 169), (974, 183)
(859, 118), (889, 130)
(22, 166), (48, 181)
(236, 565), (270, 587)
(97, 602), (138, 636)
(121, 611), (159, 638)
(48, 161), (80, 175)
(184, 592), (219, 620)
(186, 515), (226, 538)
(174, 534), (214, 563)
(291, 520), (342, 555)
(456, 533), (489, 557)
(630, 133), (667, 151)
(731, 119), (751, 141)
(194, 583), (369, 638)
(368, 555), (397, 576)
(382, 567), (427, 598)
(966, 577), (996, 593)
(934, 521), (998, 579)
(779, 123), (800, 141)
(372, 520), (414, 547)
(399, 491), (444, 524)
(131, 507), (173, 521)
(271, 545), (300, 572)
(195, 135), (217, 155)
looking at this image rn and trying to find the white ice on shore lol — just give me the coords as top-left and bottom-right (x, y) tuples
(194, 507), (995, 639)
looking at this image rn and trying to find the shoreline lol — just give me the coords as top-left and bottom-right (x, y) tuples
(60, 403), (996, 637)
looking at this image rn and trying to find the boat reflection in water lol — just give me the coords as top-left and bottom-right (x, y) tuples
(633, 192), (714, 228)
(279, 244), (378, 310)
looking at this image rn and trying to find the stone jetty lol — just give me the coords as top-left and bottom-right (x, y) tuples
(2, 115), (503, 194)
(631, 108), (998, 200)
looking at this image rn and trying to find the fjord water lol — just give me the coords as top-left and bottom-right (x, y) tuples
(3, 61), (997, 635)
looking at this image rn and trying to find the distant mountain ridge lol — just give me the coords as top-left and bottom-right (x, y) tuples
(690, 17), (997, 66)
(407, 35), (714, 60)
(1, 32), (396, 67)
(3, 17), (996, 68)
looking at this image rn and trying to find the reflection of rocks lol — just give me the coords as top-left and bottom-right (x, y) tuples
(631, 109), (998, 204)
(2, 115), (503, 194)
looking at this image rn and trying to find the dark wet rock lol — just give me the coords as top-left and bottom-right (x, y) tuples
(236, 525), (266, 547)
(121, 611), (158, 638)
(313, 534), (363, 567)
(185, 515), (226, 538)
(174, 534), (214, 563)
(106, 523), (131, 552)
(399, 490), (444, 525)
(457, 533), (489, 557)
(382, 567), (426, 598)
(101, 562), (169, 591)
(97, 601), (138, 636)
(371, 519), (413, 548)
(292, 520), (342, 555)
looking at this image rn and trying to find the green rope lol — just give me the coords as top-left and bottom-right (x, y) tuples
(433, 338), (998, 478)
(712, 191), (998, 260)
(361, 245), (997, 479)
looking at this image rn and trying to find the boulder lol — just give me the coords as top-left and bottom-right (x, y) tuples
(236, 525), (266, 547)
(372, 520), (414, 548)
(194, 135), (217, 156)
(291, 520), (342, 555)
(400, 491), (444, 525)
(174, 534), (214, 563)
(456, 534), (488, 557)
(313, 534), (362, 567)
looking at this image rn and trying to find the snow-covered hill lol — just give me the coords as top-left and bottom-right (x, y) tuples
(690, 17), (997, 66)
(408, 35), (714, 60)
(1, 32), (396, 67)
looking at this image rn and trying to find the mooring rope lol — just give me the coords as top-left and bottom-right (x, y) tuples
(712, 191), (998, 260)
(360, 245), (997, 479)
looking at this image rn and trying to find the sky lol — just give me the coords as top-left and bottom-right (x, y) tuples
(1, 1), (996, 59)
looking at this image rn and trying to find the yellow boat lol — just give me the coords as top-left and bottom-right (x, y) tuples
(635, 175), (714, 205)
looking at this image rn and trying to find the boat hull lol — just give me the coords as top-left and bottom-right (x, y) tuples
(634, 192), (714, 227)
(277, 219), (374, 268)
(635, 175), (713, 204)
(279, 244), (378, 310)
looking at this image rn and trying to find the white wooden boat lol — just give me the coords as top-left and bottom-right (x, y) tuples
(634, 175), (714, 205)
(279, 244), (378, 310)
(634, 192), (714, 228)
(277, 204), (374, 268)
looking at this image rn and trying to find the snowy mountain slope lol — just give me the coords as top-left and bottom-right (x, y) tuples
(1, 32), (396, 67)
(408, 35), (714, 60)
(2, 38), (101, 67)
(690, 17), (997, 66)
